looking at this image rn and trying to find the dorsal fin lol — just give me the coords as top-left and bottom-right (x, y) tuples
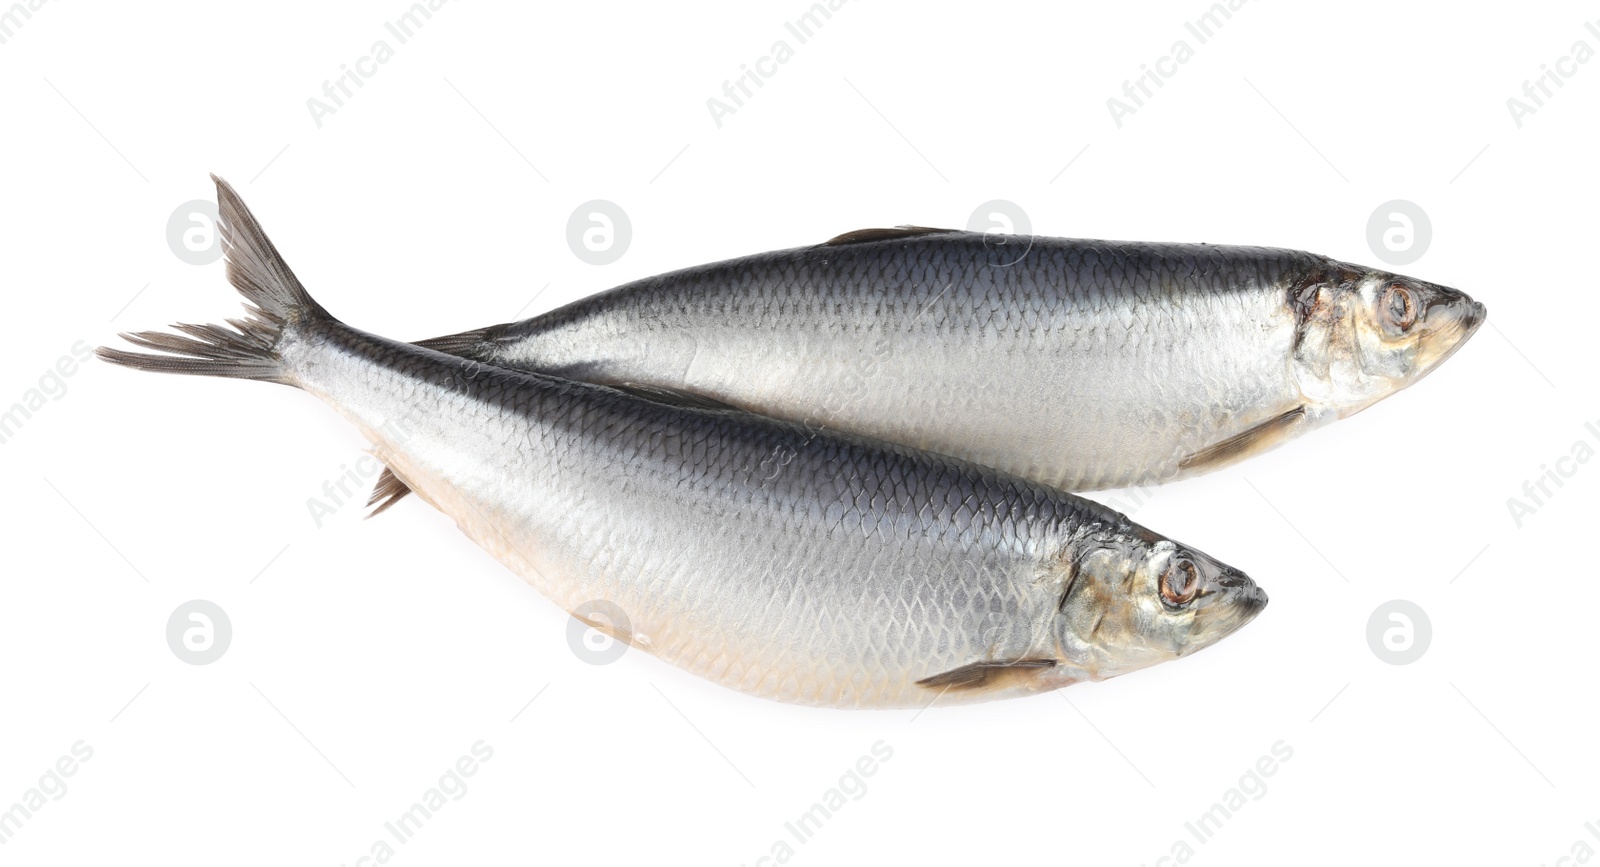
(414, 325), (498, 356)
(608, 382), (740, 412)
(822, 226), (959, 246)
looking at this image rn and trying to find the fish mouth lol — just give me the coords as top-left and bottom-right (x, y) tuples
(1457, 299), (1487, 336)
(1180, 569), (1267, 655)
(1413, 296), (1486, 377)
(1237, 583), (1269, 619)
(1414, 287), (1484, 382)
(1216, 569), (1268, 618)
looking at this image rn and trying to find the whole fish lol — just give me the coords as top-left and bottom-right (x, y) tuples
(371, 226), (1484, 510)
(98, 178), (1268, 708)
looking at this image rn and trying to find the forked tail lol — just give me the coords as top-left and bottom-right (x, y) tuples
(96, 175), (330, 384)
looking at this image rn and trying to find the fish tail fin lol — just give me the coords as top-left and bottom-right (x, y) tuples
(96, 174), (331, 385)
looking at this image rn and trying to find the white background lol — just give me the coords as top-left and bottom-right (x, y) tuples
(2, 1), (1595, 864)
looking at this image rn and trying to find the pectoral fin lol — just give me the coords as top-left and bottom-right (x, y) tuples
(916, 658), (1057, 692)
(1178, 406), (1307, 475)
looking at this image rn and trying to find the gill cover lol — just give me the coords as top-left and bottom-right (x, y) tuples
(1289, 260), (1485, 417)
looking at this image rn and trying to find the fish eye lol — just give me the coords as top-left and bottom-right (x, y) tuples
(1160, 557), (1200, 606)
(1381, 284), (1417, 332)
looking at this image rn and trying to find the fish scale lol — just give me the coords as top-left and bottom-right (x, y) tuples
(103, 181), (1298, 707)
(430, 233), (1335, 492)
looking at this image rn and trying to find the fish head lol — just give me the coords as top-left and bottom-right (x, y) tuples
(1293, 263), (1485, 416)
(1054, 534), (1267, 681)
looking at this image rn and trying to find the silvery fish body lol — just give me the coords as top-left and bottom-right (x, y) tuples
(422, 229), (1485, 491)
(98, 180), (1268, 709)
